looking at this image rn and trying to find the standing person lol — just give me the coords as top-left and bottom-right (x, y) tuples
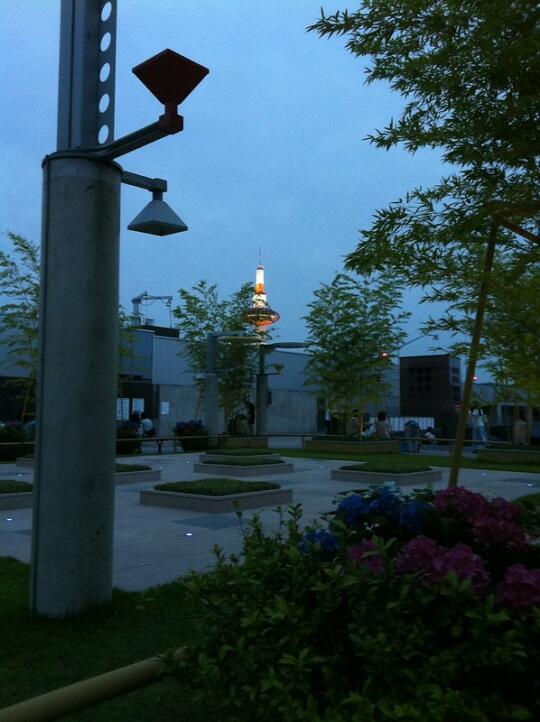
(346, 409), (360, 439)
(130, 412), (143, 437)
(375, 411), (392, 439)
(404, 419), (420, 453)
(324, 408), (332, 434)
(471, 406), (488, 444)
(141, 412), (155, 438)
(424, 426), (437, 444)
(513, 414), (528, 445)
(244, 397), (256, 435)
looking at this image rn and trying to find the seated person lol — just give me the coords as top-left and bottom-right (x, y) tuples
(423, 426), (437, 444)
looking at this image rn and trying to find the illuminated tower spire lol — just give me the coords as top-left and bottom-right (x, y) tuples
(244, 263), (280, 328)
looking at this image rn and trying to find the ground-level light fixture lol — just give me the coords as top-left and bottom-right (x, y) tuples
(244, 264), (280, 328)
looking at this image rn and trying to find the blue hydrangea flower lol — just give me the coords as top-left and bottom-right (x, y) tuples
(399, 501), (430, 534)
(368, 487), (402, 521)
(337, 494), (371, 525)
(300, 529), (340, 555)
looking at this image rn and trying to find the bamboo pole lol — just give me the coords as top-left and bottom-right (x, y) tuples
(447, 221), (498, 488)
(0, 648), (186, 722)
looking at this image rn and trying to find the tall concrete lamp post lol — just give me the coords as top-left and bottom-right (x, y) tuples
(256, 343), (306, 436)
(31, 0), (208, 617)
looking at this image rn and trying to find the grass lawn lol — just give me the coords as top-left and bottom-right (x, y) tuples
(274, 449), (540, 474)
(0, 558), (210, 721)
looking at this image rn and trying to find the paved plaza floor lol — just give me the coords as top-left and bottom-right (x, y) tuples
(1, 451), (539, 592)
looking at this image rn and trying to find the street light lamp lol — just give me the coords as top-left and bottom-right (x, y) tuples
(32, 3), (208, 617)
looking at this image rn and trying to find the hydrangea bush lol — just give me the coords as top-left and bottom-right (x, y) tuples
(178, 488), (540, 721)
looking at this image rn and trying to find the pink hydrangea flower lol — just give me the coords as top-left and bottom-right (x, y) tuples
(471, 516), (527, 549)
(348, 539), (384, 573)
(395, 536), (444, 580)
(489, 497), (522, 524)
(496, 564), (540, 608)
(432, 543), (490, 594)
(435, 488), (526, 549)
(434, 487), (490, 523)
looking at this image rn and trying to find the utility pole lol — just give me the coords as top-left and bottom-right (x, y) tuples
(31, 0), (208, 617)
(31, 0), (121, 618)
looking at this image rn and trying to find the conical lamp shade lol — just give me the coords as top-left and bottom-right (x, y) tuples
(128, 199), (188, 236)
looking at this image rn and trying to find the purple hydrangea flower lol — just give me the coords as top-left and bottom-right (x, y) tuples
(496, 564), (540, 608)
(348, 539), (384, 573)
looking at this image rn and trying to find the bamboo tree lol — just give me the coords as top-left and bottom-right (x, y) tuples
(0, 233), (40, 420)
(173, 281), (269, 421)
(309, 1), (540, 482)
(304, 273), (409, 428)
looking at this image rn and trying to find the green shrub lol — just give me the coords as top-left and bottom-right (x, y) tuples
(0, 425), (26, 462)
(0, 480), (33, 494)
(115, 463), (151, 473)
(155, 479), (280, 496)
(177, 489), (540, 721)
(116, 428), (140, 455)
(202, 457), (284, 467)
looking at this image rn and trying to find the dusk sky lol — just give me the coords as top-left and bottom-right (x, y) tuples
(1, 1), (459, 363)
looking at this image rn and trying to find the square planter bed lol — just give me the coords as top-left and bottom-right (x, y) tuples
(193, 459), (295, 477)
(0, 481), (33, 510)
(303, 439), (401, 454)
(140, 479), (293, 513)
(198, 450), (279, 464)
(14, 459), (161, 484)
(331, 463), (442, 486)
(114, 467), (161, 484)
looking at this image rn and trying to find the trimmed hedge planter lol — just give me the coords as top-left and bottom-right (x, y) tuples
(193, 457), (295, 477)
(115, 467), (161, 484)
(198, 449), (279, 464)
(477, 448), (540, 465)
(304, 438), (401, 455)
(217, 436), (268, 450)
(331, 462), (442, 486)
(0, 480), (33, 510)
(140, 478), (293, 513)
(14, 458), (161, 484)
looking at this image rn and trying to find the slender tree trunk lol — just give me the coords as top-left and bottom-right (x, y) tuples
(448, 221), (498, 488)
